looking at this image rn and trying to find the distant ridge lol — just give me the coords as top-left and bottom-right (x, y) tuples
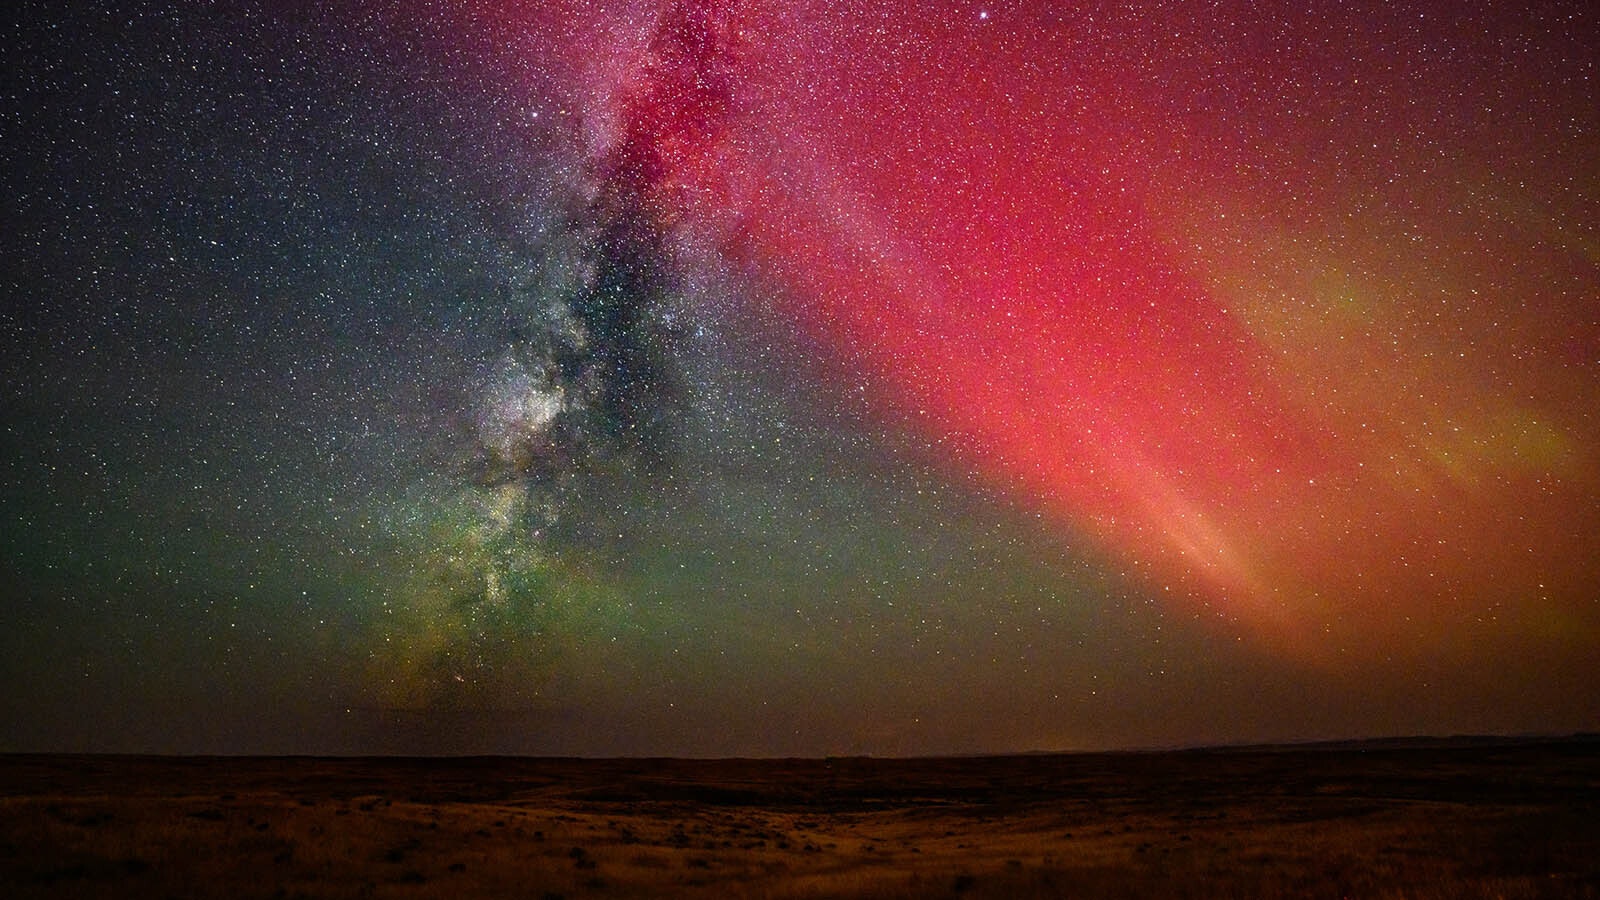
(999, 732), (1600, 759)
(3, 733), (1596, 763)
(1187, 733), (1600, 754)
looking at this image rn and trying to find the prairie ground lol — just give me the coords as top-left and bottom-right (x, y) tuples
(1, 738), (1596, 898)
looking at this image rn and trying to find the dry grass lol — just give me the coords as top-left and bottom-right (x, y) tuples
(1, 739), (1596, 898)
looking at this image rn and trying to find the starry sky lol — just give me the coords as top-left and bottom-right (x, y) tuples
(3, 0), (1597, 756)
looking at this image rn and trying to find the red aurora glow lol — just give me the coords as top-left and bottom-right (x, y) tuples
(527, 0), (1599, 659)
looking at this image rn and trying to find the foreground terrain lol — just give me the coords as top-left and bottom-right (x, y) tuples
(1, 738), (1596, 898)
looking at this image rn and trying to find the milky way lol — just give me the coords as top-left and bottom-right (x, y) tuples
(3, 0), (1597, 755)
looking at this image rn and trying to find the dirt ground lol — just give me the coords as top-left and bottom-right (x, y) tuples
(1, 738), (1596, 898)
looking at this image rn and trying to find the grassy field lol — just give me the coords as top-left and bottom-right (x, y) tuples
(1, 738), (1596, 898)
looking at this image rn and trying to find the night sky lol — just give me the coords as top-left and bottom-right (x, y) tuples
(4, 0), (1597, 756)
